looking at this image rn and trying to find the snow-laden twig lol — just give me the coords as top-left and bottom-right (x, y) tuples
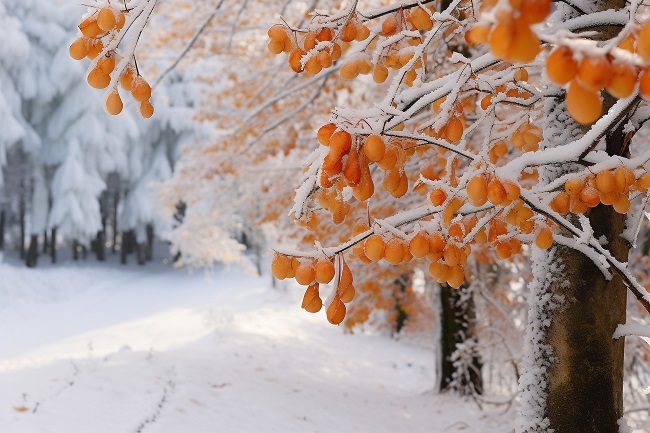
(614, 323), (650, 340)
(153, 0), (226, 89)
(497, 94), (639, 182)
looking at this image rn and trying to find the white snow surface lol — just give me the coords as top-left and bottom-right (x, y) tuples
(0, 258), (511, 433)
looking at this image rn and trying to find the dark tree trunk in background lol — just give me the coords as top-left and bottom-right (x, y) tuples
(0, 210), (5, 250)
(25, 234), (38, 268)
(392, 275), (409, 334)
(95, 229), (106, 262)
(95, 194), (107, 261)
(50, 228), (57, 264)
(146, 224), (154, 261)
(112, 188), (120, 254)
(126, 230), (135, 255)
(19, 182), (25, 259)
(120, 234), (127, 264)
(137, 242), (146, 265)
(43, 230), (48, 254)
(439, 282), (483, 395)
(120, 230), (134, 265)
(72, 240), (79, 261)
(96, 232), (106, 261)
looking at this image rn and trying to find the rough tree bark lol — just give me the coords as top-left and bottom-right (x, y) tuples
(545, 210), (627, 432)
(520, 105), (629, 432)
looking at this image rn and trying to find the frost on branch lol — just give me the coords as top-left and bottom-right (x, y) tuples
(516, 247), (561, 433)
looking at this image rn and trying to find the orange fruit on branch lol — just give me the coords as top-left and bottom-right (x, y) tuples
(606, 63), (637, 99)
(467, 175), (488, 206)
(364, 235), (385, 261)
(140, 101), (154, 119)
(566, 80), (602, 125)
(363, 135), (386, 162)
(131, 77), (152, 102)
(105, 91), (123, 116)
(315, 260), (335, 284)
(69, 38), (88, 60)
(577, 56), (612, 92)
(546, 46), (578, 85)
(327, 298), (346, 325)
(97, 7), (117, 31)
(302, 284), (322, 313)
(272, 254), (291, 279)
(295, 261), (316, 285)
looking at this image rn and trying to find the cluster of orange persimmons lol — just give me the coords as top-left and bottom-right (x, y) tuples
(317, 125), (412, 205)
(268, 5), (436, 86)
(264, 4), (650, 325)
(280, 120), (650, 324)
(466, 1), (650, 125)
(465, 0), (550, 63)
(551, 166), (650, 215)
(545, 22), (650, 124)
(69, 6), (154, 118)
(272, 253), (354, 324)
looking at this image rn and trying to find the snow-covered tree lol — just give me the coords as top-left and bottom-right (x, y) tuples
(74, 0), (650, 431)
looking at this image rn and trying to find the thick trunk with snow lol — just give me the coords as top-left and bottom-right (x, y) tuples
(518, 93), (629, 431)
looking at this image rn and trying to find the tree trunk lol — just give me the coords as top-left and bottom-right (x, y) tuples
(25, 234), (38, 268)
(50, 228), (57, 264)
(544, 211), (627, 432)
(146, 224), (154, 261)
(120, 230), (132, 265)
(519, 94), (629, 431)
(0, 210), (5, 250)
(439, 282), (483, 395)
(137, 242), (146, 265)
(19, 183), (25, 259)
(72, 240), (79, 261)
(43, 230), (48, 254)
(95, 230), (106, 261)
(112, 189), (119, 254)
(393, 275), (410, 335)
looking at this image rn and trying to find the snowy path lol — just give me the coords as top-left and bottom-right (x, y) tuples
(0, 261), (510, 433)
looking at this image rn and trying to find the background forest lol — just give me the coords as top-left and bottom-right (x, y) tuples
(1, 0), (650, 432)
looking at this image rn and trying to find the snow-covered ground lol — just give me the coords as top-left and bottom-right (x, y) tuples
(0, 256), (512, 433)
